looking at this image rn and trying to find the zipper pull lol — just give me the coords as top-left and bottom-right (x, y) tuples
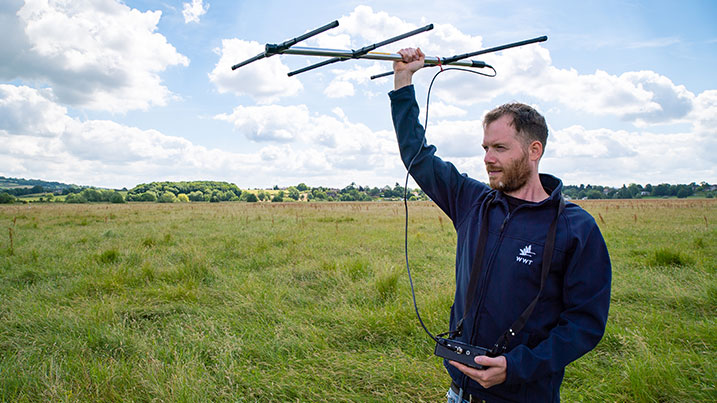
(500, 213), (510, 232)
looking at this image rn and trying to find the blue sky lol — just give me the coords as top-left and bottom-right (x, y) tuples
(1, 0), (715, 189)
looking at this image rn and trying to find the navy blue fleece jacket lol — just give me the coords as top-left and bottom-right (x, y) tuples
(390, 85), (611, 402)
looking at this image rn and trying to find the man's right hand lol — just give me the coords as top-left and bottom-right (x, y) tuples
(393, 47), (425, 90)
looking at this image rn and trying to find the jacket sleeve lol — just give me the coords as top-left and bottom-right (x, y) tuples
(389, 85), (488, 225)
(503, 221), (612, 384)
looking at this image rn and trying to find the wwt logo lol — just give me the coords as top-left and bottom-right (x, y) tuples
(516, 245), (536, 266)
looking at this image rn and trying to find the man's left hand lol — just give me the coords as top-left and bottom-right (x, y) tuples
(449, 355), (507, 389)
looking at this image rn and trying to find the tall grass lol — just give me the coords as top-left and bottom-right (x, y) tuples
(0, 200), (714, 402)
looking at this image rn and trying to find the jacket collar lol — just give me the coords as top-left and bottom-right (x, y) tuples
(489, 173), (563, 208)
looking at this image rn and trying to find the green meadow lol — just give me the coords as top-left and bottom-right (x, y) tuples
(1, 200), (715, 402)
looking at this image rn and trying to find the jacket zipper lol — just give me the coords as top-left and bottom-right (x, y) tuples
(469, 207), (512, 347)
(469, 200), (540, 348)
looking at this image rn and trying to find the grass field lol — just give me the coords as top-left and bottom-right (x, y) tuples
(0, 199), (715, 402)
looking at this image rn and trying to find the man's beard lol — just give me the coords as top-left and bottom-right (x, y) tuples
(486, 151), (532, 192)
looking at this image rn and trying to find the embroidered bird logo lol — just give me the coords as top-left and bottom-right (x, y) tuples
(519, 245), (536, 257)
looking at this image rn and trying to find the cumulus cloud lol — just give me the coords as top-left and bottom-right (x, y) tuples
(0, 85), (70, 137)
(209, 38), (302, 103)
(0, 0), (188, 113)
(324, 80), (355, 98)
(215, 103), (396, 160)
(686, 90), (717, 165)
(393, 113), (715, 187)
(300, 6), (487, 100)
(691, 90), (717, 133)
(0, 84), (404, 188)
(210, 5), (483, 102)
(427, 102), (468, 119)
(0, 84), (256, 187)
(304, 6), (700, 128)
(323, 63), (392, 99)
(313, 5), (482, 56)
(427, 119), (484, 158)
(543, 125), (713, 186)
(182, 0), (208, 24)
(214, 102), (405, 184)
(215, 104), (311, 142)
(548, 125), (637, 159)
(425, 41), (697, 126)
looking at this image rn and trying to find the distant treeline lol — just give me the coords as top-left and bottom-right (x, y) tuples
(124, 181), (426, 203)
(0, 180), (429, 204)
(0, 185), (88, 197)
(0, 176), (72, 192)
(0, 177), (715, 204)
(563, 182), (715, 200)
(126, 181), (243, 203)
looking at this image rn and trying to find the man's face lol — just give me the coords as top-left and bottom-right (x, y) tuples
(482, 114), (532, 192)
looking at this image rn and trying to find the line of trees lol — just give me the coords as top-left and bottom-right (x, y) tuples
(0, 176), (70, 192)
(0, 183), (111, 198)
(64, 189), (124, 204)
(123, 181), (429, 203)
(562, 182), (715, 200)
(126, 181), (243, 203)
(1, 179), (714, 205)
(305, 182), (428, 202)
(0, 188), (125, 204)
(0, 185), (84, 197)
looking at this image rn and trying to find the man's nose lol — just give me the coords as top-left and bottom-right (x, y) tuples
(484, 149), (495, 164)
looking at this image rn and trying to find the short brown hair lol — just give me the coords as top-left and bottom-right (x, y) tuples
(483, 103), (548, 155)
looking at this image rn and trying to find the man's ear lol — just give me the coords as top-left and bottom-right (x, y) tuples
(529, 140), (543, 161)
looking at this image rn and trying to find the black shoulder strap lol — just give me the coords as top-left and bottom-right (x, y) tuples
(441, 193), (493, 339)
(491, 196), (565, 354)
(455, 194), (494, 335)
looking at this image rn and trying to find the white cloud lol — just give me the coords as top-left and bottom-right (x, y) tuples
(313, 6), (412, 49)
(428, 45), (697, 126)
(548, 125), (637, 159)
(686, 90), (717, 165)
(214, 103), (396, 157)
(691, 90), (717, 134)
(427, 102), (468, 119)
(331, 107), (347, 121)
(0, 84), (253, 187)
(295, 6), (489, 101)
(323, 63), (390, 99)
(0, 84), (70, 137)
(0, 0), (188, 113)
(324, 80), (355, 98)
(0, 84), (404, 188)
(182, 0), (208, 24)
(306, 6), (699, 128)
(209, 38), (303, 103)
(215, 104), (311, 142)
(214, 102), (406, 183)
(311, 5), (483, 58)
(543, 124), (715, 186)
(393, 113), (715, 187)
(428, 119), (484, 158)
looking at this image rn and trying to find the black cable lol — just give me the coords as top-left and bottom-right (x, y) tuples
(402, 65), (497, 343)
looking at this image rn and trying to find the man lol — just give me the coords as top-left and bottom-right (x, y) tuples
(389, 48), (611, 402)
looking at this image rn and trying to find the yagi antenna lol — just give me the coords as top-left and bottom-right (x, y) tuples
(230, 20), (547, 79)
